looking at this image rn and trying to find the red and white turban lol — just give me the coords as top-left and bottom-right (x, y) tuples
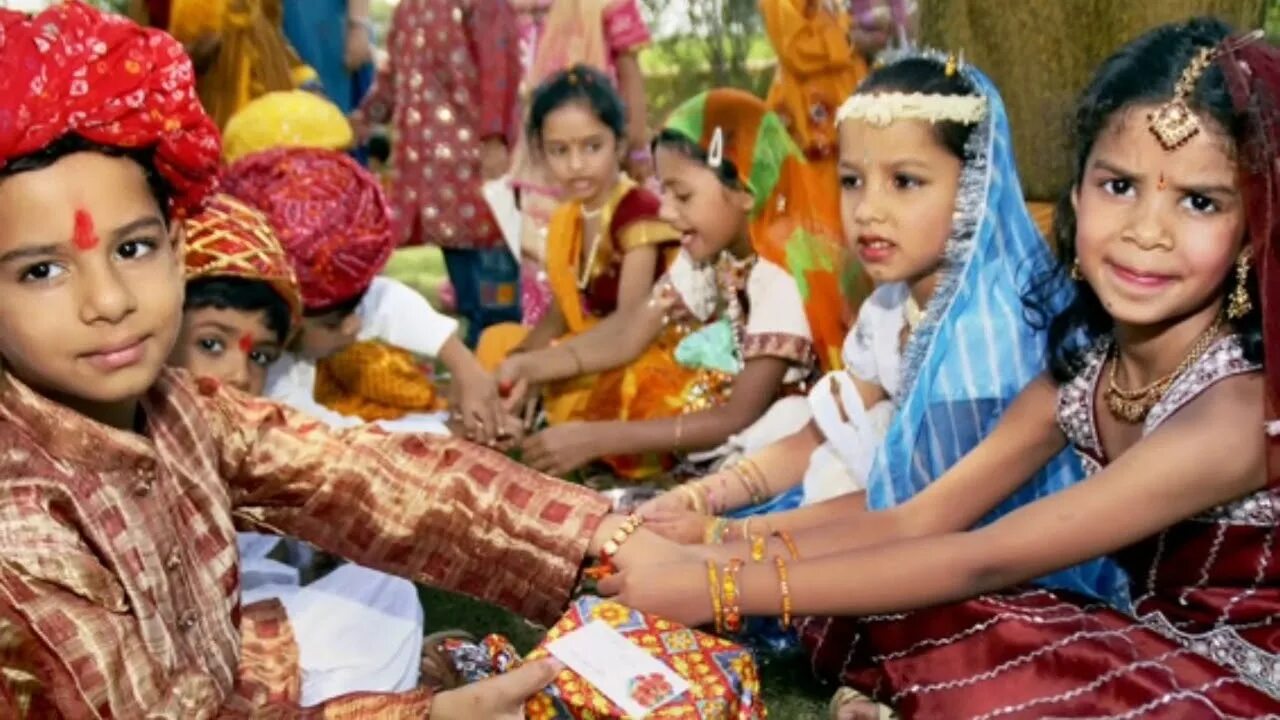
(0, 1), (220, 215)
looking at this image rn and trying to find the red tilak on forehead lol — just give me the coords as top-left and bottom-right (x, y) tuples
(238, 334), (255, 353)
(72, 209), (100, 251)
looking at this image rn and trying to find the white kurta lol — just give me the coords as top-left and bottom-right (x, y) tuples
(802, 282), (907, 504)
(264, 276), (456, 433)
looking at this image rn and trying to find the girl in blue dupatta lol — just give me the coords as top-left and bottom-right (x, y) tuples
(636, 51), (1129, 618)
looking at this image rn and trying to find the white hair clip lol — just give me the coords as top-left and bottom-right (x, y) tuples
(707, 126), (724, 168)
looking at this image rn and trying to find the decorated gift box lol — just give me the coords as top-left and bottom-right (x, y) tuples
(442, 595), (766, 719)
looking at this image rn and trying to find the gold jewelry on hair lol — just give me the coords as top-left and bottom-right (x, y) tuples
(1069, 258), (1083, 281)
(1228, 247), (1254, 320)
(1148, 45), (1217, 151)
(1105, 314), (1223, 424)
(944, 52), (958, 77)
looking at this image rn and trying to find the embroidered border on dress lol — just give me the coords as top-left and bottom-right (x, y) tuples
(1140, 610), (1280, 699)
(1055, 341), (1109, 467)
(741, 332), (814, 366)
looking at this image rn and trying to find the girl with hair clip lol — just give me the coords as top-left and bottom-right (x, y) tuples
(498, 89), (848, 478)
(602, 18), (1280, 717)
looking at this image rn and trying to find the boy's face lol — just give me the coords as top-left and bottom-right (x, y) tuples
(170, 306), (283, 395)
(295, 309), (361, 360)
(0, 152), (184, 413)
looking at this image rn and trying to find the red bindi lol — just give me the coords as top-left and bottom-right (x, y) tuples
(238, 334), (255, 353)
(72, 209), (100, 251)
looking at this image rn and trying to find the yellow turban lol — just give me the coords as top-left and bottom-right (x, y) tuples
(222, 90), (354, 163)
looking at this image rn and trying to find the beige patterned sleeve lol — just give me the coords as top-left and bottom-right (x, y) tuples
(199, 379), (609, 626)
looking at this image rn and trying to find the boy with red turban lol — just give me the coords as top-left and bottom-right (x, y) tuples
(222, 147), (514, 444)
(0, 4), (674, 716)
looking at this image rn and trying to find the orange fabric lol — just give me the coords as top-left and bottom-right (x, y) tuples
(1028, 201), (1056, 241)
(313, 340), (444, 422)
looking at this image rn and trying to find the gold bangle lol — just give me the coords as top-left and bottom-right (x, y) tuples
(750, 534), (767, 564)
(706, 560), (724, 634)
(678, 485), (704, 514)
(741, 517), (754, 544)
(739, 458), (768, 502)
(722, 559), (744, 634)
(773, 530), (800, 560)
(729, 465), (759, 505)
(706, 515), (727, 543)
(774, 556), (792, 629)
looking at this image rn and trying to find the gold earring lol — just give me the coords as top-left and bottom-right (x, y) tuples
(1069, 258), (1083, 281)
(1228, 248), (1253, 320)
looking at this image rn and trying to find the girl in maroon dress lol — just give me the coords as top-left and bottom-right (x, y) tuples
(601, 18), (1280, 717)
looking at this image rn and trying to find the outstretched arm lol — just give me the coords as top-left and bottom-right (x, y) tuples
(707, 373), (1264, 620)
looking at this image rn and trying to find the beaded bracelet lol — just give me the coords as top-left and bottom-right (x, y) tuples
(706, 560), (724, 634)
(585, 514), (644, 579)
(774, 556), (792, 629)
(722, 559), (745, 634)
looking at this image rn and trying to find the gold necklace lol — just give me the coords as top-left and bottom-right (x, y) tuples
(1104, 314), (1223, 424)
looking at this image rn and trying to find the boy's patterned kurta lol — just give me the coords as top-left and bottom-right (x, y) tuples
(0, 368), (608, 717)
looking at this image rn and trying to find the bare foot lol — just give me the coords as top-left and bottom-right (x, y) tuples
(830, 687), (891, 720)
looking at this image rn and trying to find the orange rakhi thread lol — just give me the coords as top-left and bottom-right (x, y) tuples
(72, 209), (100, 250)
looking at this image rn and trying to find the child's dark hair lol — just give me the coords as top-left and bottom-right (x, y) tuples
(527, 64), (627, 147)
(856, 56), (980, 160)
(652, 128), (748, 192)
(1026, 17), (1261, 381)
(185, 277), (293, 344)
(0, 134), (173, 217)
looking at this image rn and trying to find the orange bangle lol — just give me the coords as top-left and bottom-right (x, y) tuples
(722, 559), (744, 634)
(706, 560), (724, 634)
(774, 556), (792, 629)
(773, 530), (800, 560)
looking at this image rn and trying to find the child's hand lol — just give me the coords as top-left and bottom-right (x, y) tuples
(521, 422), (600, 476)
(430, 657), (564, 719)
(643, 509), (715, 545)
(454, 368), (503, 446)
(495, 356), (531, 412)
(635, 487), (697, 519)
